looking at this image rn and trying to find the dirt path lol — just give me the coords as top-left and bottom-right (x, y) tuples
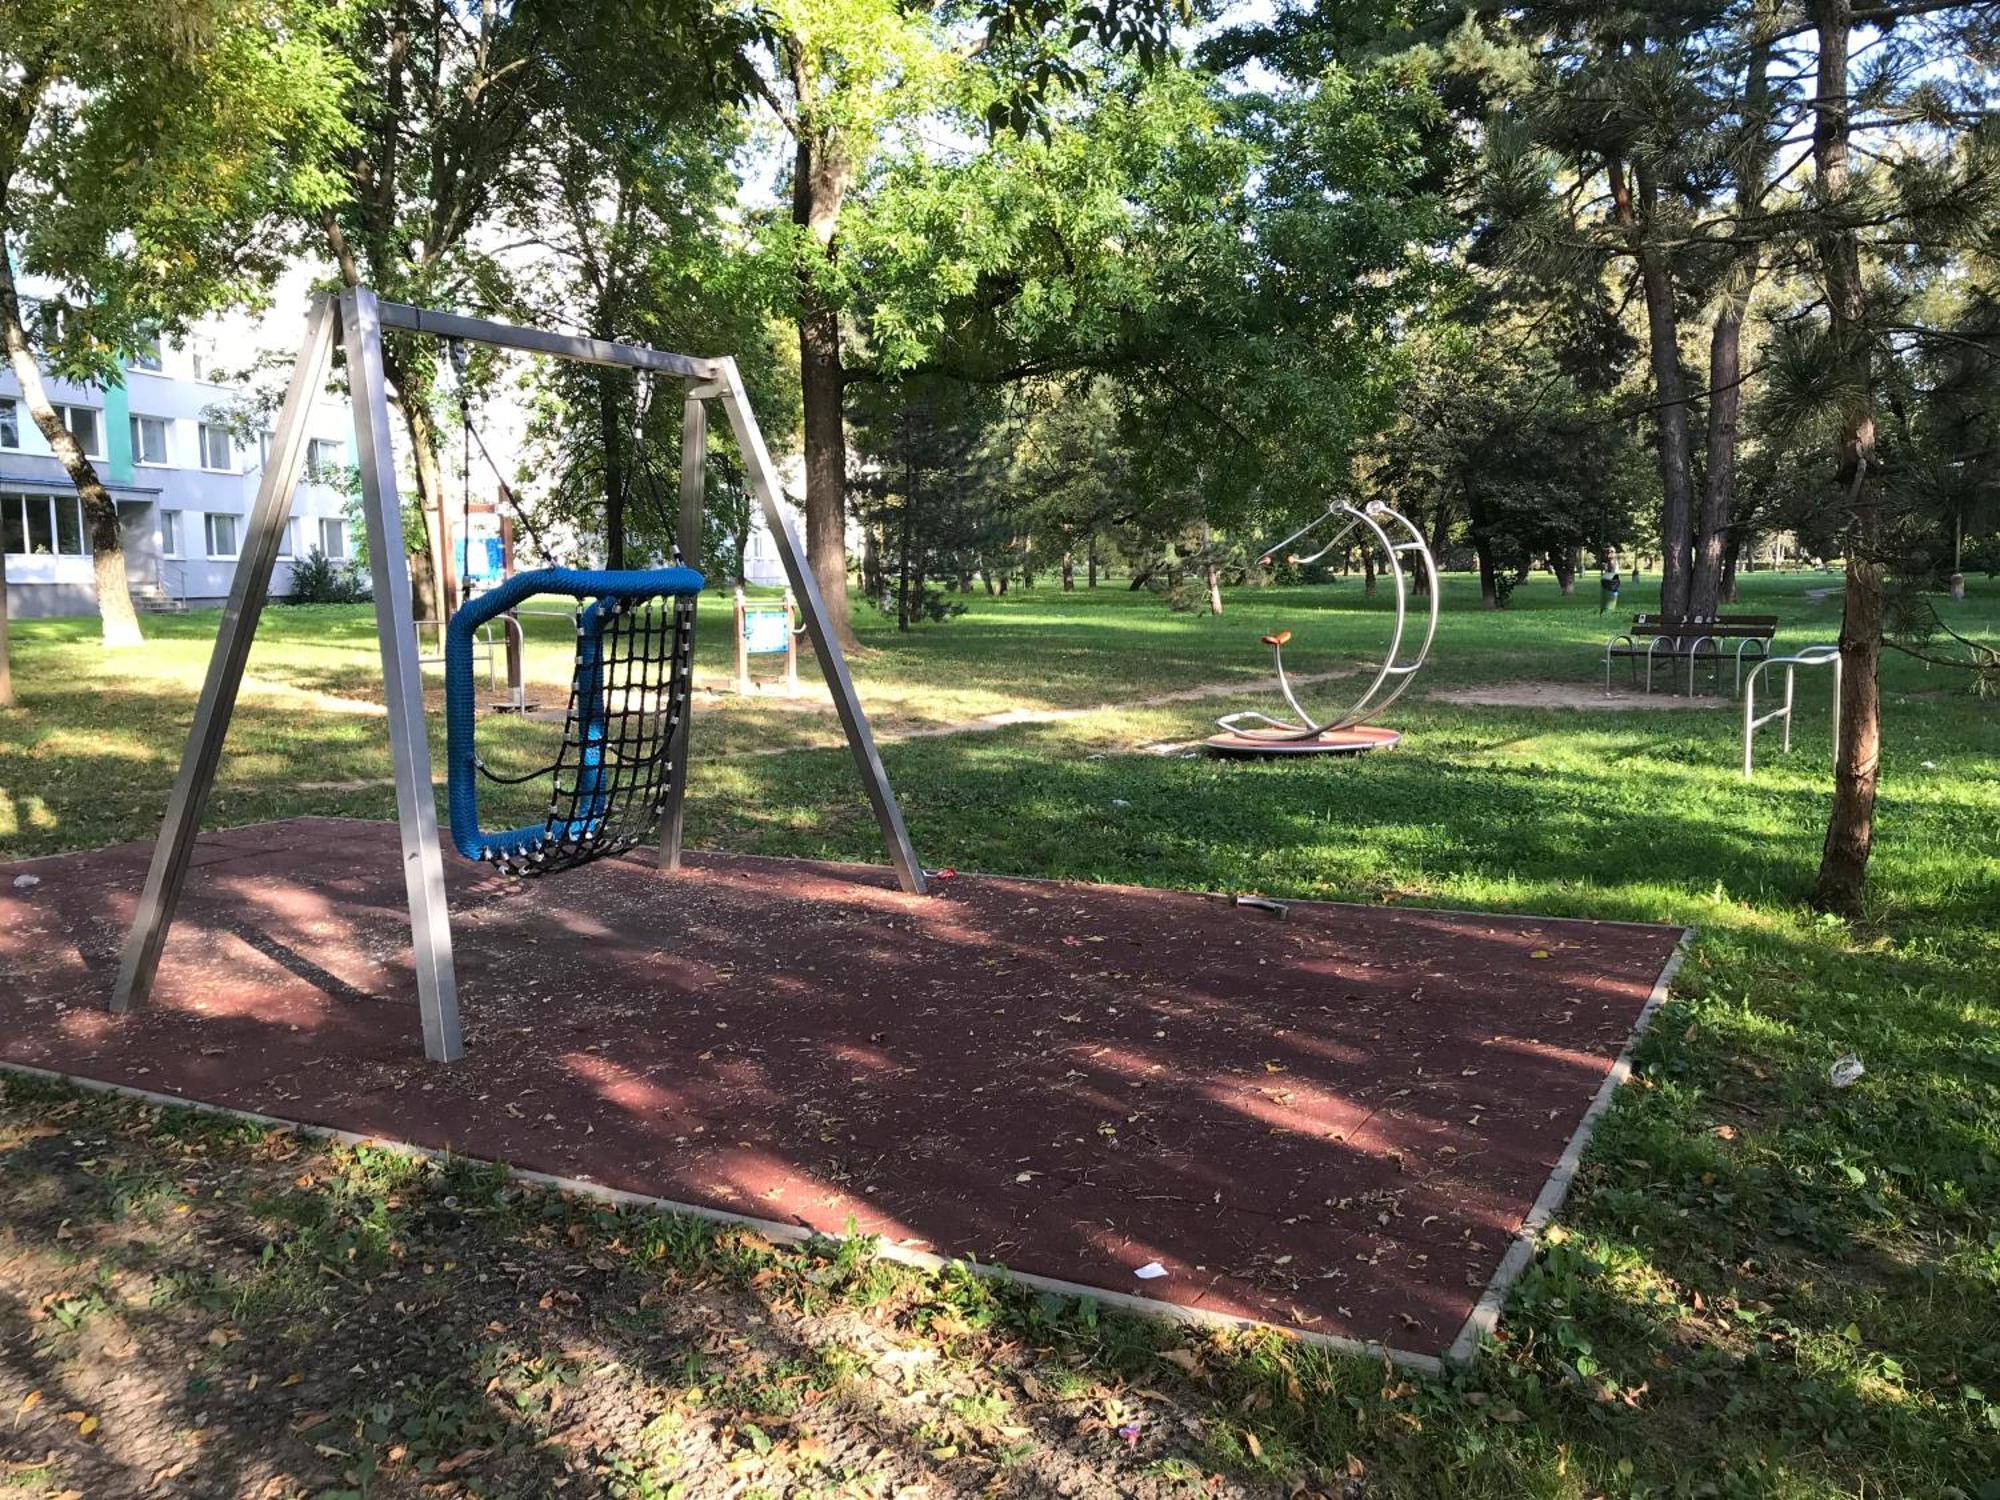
(295, 669), (1359, 790)
(1430, 681), (1721, 712)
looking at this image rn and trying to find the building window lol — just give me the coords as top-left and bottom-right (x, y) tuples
(304, 438), (345, 482)
(161, 510), (182, 558)
(131, 415), (170, 465)
(2, 493), (91, 557)
(258, 430), (273, 467)
(318, 517), (348, 560)
(130, 329), (163, 372)
(204, 512), (239, 558)
(0, 398), (17, 449)
(198, 423), (235, 471)
(53, 405), (103, 458)
(277, 518), (298, 560)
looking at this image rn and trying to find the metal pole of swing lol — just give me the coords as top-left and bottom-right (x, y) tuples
(713, 358), (926, 895)
(112, 294), (341, 1014)
(733, 586), (751, 696)
(659, 389), (708, 873)
(343, 286), (464, 1062)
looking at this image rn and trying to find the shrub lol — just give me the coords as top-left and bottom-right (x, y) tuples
(285, 546), (371, 605)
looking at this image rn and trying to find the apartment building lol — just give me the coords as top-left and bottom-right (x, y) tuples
(0, 327), (357, 620)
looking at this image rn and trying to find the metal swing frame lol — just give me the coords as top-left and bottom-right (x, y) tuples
(108, 287), (925, 1062)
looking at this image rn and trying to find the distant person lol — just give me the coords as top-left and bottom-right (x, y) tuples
(1599, 548), (1622, 614)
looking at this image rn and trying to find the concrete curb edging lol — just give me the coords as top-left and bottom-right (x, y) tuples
(0, 1058), (1445, 1376)
(1443, 930), (1695, 1365)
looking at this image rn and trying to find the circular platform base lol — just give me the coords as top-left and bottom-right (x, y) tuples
(1203, 724), (1402, 758)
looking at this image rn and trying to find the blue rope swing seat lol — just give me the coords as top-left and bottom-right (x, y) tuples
(445, 566), (702, 875)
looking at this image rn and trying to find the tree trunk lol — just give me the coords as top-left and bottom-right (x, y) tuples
(1362, 546), (1377, 599)
(1692, 32), (1774, 621)
(1612, 155), (1697, 620)
(0, 253), (143, 647)
(1472, 536), (1499, 609)
(798, 302), (853, 645)
(1553, 550), (1577, 595)
(1427, 500), (1452, 563)
(1087, 538), (1098, 588)
(1721, 530), (1742, 603)
(897, 440), (922, 631)
(791, 82), (858, 648)
(1062, 552), (1075, 591)
(377, 338), (452, 620)
(1200, 521), (1223, 615)
(599, 372), (627, 570)
(1810, 0), (1882, 916)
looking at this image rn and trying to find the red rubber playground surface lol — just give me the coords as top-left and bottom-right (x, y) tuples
(0, 818), (1684, 1364)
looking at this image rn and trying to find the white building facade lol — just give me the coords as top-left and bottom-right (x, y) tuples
(1, 328), (356, 619)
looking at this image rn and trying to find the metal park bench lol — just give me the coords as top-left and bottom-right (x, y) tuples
(1603, 613), (1778, 697)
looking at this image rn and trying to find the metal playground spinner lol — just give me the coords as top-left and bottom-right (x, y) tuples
(1208, 501), (1438, 757)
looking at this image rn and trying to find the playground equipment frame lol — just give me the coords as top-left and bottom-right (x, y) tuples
(1212, 500), (1439, 747)
(107, 288), (925, 1063)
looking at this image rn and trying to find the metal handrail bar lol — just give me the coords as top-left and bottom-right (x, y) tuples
(1742, 645), (1842, 780)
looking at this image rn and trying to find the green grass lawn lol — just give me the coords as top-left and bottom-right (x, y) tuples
(1, 571), (1997, 1498)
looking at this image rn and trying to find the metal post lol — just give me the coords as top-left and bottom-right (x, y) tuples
(733, 586), (751, 695)
(783, 586), (800, 696)
(342, 286), (464, 1062)
(713, 359), (927, 895)
(500, 517), (524, 708)
(0, 545), (12, 709)
(1742, 675), (1756, 780)
(112, 295), (340, 1014)
(659, 393), (707, 873)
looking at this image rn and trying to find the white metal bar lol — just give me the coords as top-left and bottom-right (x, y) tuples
(111, 295), (342, 1014)
(713, 358), (926, 895)
(1604, 633), (1634, 696)
(1741, 646), (1843, 781)
(1684, 634), (1714, 697)
(343, 286), (464, 1062)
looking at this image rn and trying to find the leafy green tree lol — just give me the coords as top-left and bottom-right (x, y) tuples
(835, 55), (1457, 623)
(849, 376), (1005, 628)
(1364, 315), (1643, 607)
(0, 0), (352, 645)
(496, 6), (765, 573)
(317, 0), (749, 613)
(744, 0), (1184, 645)
(1750, 0), (2000, 910)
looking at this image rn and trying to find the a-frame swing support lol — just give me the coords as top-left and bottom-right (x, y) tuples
(110, 287), (926, 1063)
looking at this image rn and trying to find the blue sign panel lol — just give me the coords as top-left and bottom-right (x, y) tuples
(742, 607), (790, 655)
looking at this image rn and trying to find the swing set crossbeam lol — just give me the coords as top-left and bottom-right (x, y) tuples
(376, 301), (723, 381)
(108, 288), (925, 1064)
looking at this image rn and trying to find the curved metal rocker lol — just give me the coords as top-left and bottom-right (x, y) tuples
(1207, 501), (1438, 758)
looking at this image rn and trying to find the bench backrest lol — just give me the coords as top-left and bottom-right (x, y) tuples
(1631, 613), (1778, 640)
